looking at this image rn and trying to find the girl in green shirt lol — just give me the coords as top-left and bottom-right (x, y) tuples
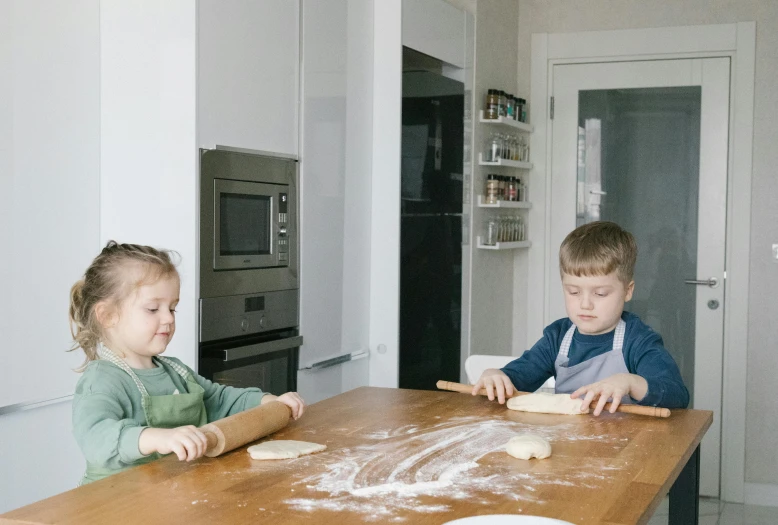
(69, 241), (305, 484)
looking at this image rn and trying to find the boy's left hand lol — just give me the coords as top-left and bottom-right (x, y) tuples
(261, 392), (306, 420)
(570, 373), (648, 416)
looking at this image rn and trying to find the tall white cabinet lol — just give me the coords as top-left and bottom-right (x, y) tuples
(296, 0), (376, 403)
(0, 0), (101, 511)
(198, 0), (299, 155)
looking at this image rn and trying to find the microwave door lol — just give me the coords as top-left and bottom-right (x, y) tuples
(213, 179), (282, 270)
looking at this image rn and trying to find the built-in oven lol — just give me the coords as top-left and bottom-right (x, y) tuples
(199, 147), (301, 393)
(199, 328), (301, 392)
(198, 289), (301, 391)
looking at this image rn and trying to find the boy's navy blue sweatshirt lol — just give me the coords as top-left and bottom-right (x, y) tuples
(501, 311), (690, 408)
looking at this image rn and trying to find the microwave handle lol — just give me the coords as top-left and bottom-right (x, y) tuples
(222, 336), (303, 362)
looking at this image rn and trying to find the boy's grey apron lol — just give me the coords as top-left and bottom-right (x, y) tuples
(553, 319), (633, 405)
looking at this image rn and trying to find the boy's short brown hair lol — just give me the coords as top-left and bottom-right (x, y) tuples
(559, 221), (637, 285)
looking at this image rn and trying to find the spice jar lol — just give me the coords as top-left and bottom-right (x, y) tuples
(506, 94), (515, 120)
(501, 135), (511, 160)
(485, 89), (499, 119)
(507, 177), (518, 202)
(484, 133), (501, 162)
(485, 174), (499, 204)
(498, 91), (507, 117)
(483, 217), (498, 245)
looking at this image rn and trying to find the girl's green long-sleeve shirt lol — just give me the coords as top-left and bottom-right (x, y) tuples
(72, 357), (267, 474)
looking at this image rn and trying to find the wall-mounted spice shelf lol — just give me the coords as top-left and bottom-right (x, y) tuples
(476, 237), (532, 250)
(479, 110), (534, 133)
(478, 153), (532, 169)
(477, 195), (532, 209)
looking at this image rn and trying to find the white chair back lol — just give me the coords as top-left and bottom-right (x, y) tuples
(464, 354), (556, 392)
(464, 355), (513, 384)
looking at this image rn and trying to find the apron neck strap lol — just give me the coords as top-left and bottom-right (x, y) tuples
(559, 318), (626, 358)
(96, 345), (192, 397)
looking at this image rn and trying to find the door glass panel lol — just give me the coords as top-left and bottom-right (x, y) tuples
(577, 87), (701, 399)
(399, 47), (463, 389)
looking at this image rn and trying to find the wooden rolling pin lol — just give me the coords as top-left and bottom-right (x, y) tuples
(436, 380), (671, 418)
(200, 401), (291, 457)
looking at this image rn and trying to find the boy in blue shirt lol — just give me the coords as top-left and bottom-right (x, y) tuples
(472, 221), (689, 415)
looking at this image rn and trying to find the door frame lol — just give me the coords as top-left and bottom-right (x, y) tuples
(528, 23), (755, 503)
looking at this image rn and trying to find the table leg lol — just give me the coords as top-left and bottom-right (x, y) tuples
(669, 445), (700, 525)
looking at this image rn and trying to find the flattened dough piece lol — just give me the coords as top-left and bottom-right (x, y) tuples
(506, 434), (552, 460)
(247, 440), (327, 460)
(506, 392), (588, 415)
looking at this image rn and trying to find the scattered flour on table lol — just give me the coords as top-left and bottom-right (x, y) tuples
(280, 416), (626, 521)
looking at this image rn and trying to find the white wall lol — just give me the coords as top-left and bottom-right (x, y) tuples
(516, 0), (778, 492)
(198, 0), (299, 155)
(100, 0), (198, 367)
(465, 0), (522, 358)
(0, 0), (100, 512)
(368, 0), (402, 388)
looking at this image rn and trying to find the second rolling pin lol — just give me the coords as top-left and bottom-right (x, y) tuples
(200, 401), (291, 457)
(436, 380), (671, 418)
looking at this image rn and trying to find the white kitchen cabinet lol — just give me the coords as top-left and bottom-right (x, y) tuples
(297, 0), (376, 404)
(0, 0), (100, 512)
(198, 0), (299, 156)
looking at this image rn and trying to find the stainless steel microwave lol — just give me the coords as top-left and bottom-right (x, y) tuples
(200, 147), (298, 299)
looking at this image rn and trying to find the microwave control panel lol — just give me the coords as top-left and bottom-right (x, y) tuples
(277, 192), (289, 263)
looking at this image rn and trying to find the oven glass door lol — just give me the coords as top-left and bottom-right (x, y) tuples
(199, 329), (300, 392)
(213, 178), (287, 270)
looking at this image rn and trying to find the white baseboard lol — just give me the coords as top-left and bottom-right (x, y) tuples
(744, 482), (778, 507)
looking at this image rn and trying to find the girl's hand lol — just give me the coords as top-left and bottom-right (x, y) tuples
(262, 392), (306, 420)
(138, 426), (208, 461)
(471, 368), (515, 404)
(570, 373), (648, 415)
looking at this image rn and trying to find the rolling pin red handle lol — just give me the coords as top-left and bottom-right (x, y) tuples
(436, 380), (671, 418)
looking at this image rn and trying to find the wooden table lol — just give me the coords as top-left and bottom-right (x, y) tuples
(1, 387), (711, 525)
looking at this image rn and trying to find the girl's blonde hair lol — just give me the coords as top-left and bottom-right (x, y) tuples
(559, 221), (637, 286)
(68, 241), (179, 371)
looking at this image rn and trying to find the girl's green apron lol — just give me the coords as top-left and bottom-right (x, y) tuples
(82, 347), (208, 485)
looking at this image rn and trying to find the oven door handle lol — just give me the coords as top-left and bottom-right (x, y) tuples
(222, 336), (303, 362)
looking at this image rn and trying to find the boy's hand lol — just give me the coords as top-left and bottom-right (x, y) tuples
(262, 392), (306, 420)
(570, 373), (648, 415)
(139, 426), (208, 461)
(471, 368), (515, 404)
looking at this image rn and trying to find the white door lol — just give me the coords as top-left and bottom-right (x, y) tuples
(550, 58), (729, 497)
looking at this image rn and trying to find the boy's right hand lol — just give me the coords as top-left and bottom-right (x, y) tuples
(139, 426), (208, 461)
(471, 368), (515, 404)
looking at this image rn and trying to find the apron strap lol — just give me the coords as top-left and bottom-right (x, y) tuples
(558, 318), (626, 359)
(97, 344), (149, 397)
(558, 324), (577, 359)
(97, 345), (192, 396)
(156, 355), (192, 380)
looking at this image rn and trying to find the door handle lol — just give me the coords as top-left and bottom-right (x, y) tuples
(684, 277), (718, 288)
(221, 336), (303, 362)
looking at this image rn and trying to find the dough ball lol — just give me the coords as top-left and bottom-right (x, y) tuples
(505, 434), (552, 460)
(506, 392), (588, 415)
(247, 440), (327, 460)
